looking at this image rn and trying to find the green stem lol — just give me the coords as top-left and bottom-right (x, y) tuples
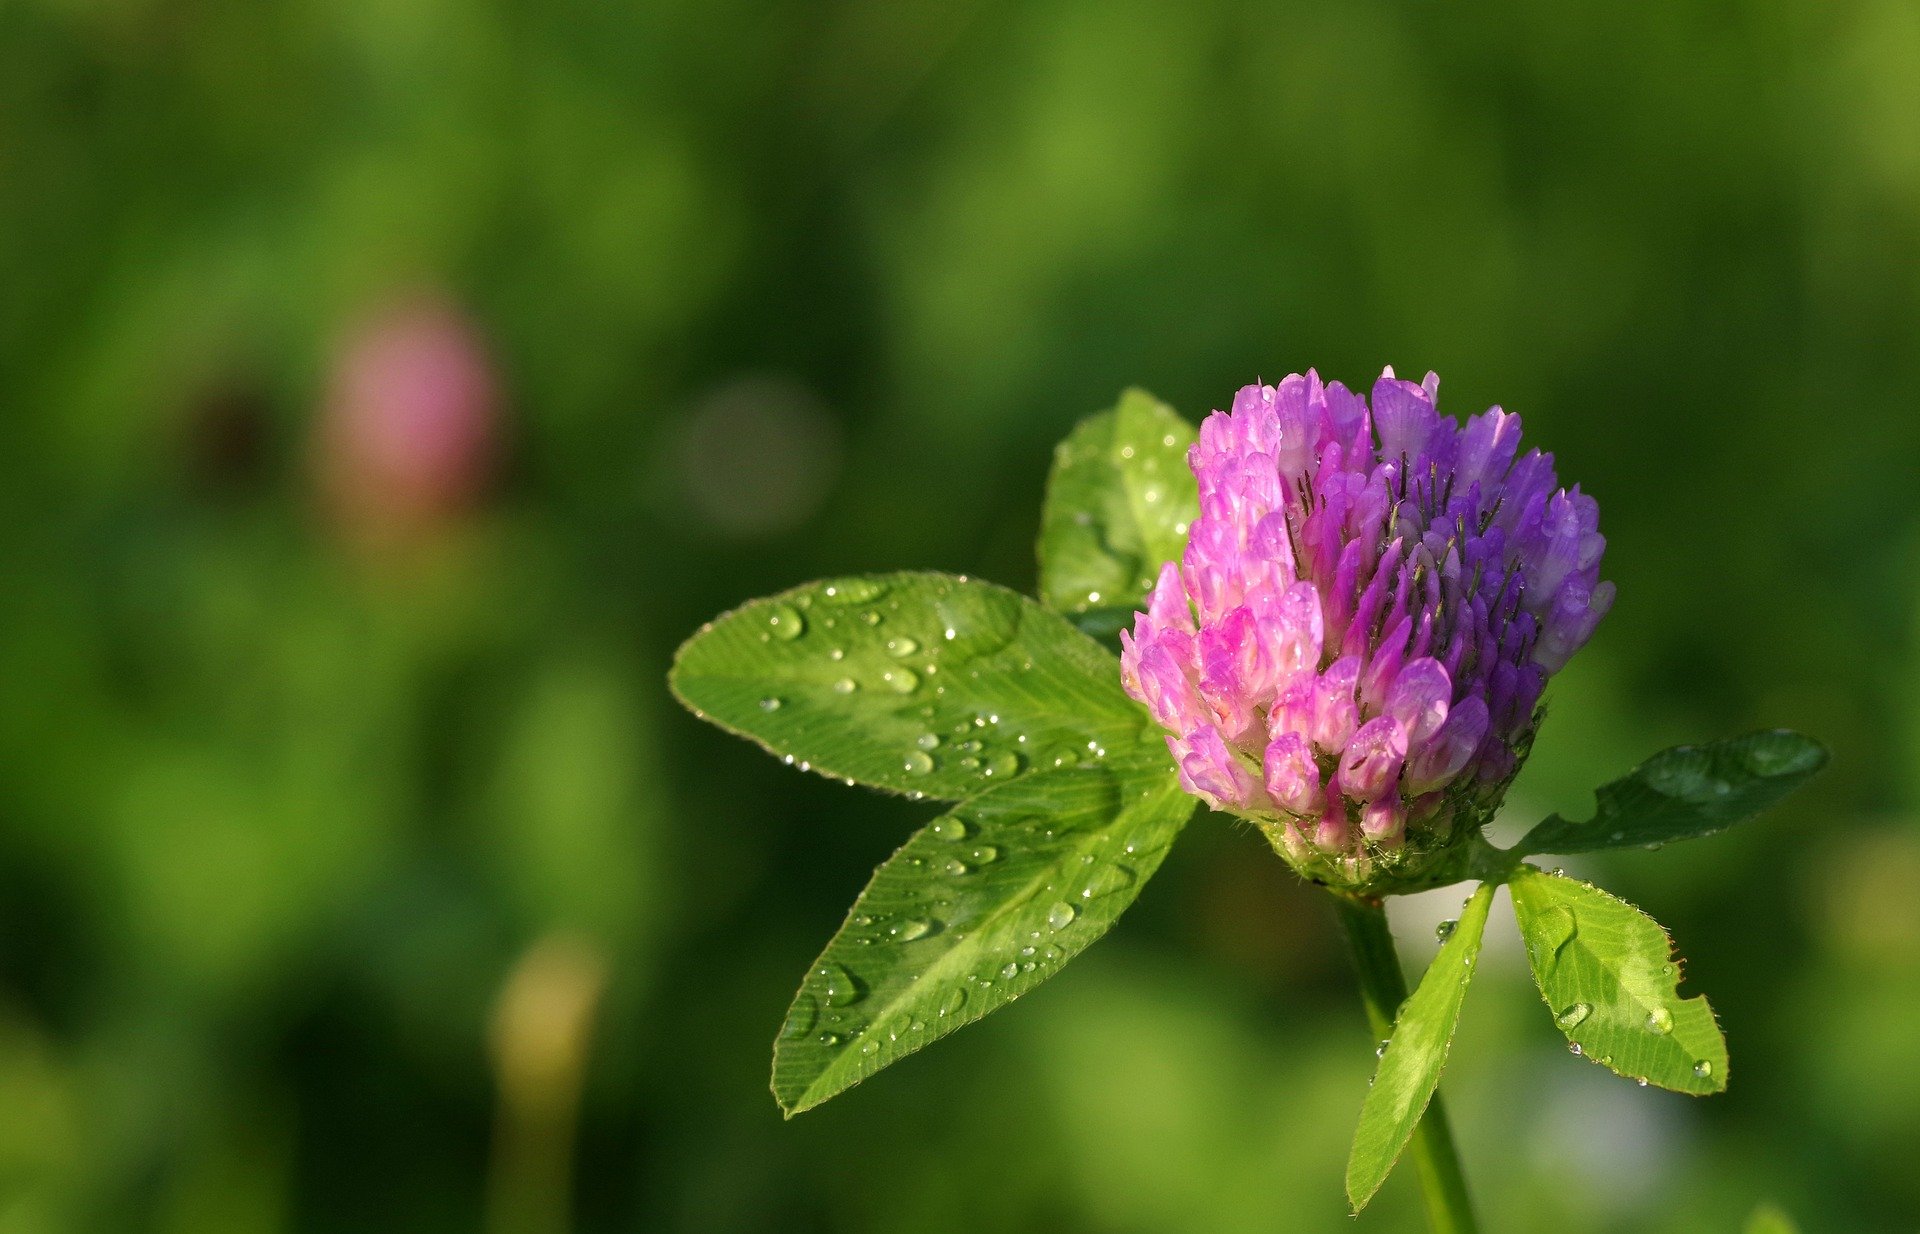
(1331, 892), (1480, 1234)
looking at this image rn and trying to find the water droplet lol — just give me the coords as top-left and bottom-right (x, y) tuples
(783, 994), (820, 1038)
(903, 751), (935, 775)
(1635, 1076), (1649, 1088)
(859, 1039), (878, 1055)
(859, 610), (883, 627)
(943, 859), (972, 877)
(829, 648), (845, 661)
(999, 962), (1020, 981)
(1375, 1039), (1390, 1058)
(915, 733), (941, 752)
(939, 988), (967, 1017)
(766, 603), (805, 641)
(1537, 905), (1578, 963)
(968, 845), (1001, 865)
(1435, 919), (1458, 943)
(1643, 747), (1732, 802)
(881, 667), (921, 694)
(1556, 1002), (1592, 1030)
(1042, 744), (1079, 769)
(1046, 902), (1077, 931)
(929, 817), (972, 841)
(1568, 1042), (1584, 1057)
(1692, 1059), (1713, 1079)
(820, 578), (887, 605)
(1079, 864), (1136, 900)
(758, 697), (783, 712)
(1646, 1007), (1674, 1035)
(892, 918), (937, 942)
(818, 963), (865, 1007)
(1742, 736), (1821, 777)
(817, 1031), (844, 1046)
(984, 751), (1023, 778)
(832, 677), (858, 695)
(885, 636), (920, 659)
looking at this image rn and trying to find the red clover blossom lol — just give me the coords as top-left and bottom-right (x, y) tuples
(1120, 370), (1612, 887)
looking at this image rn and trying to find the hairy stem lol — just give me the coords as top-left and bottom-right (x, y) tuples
(1332, 892), (1480, 1234)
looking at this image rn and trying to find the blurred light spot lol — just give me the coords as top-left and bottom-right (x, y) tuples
(1817, 826), (1920, 960)
(315, 293), (499, 546)
(1528, 1064), (1687, 1217)
(490, 932), (607, 1116)
(675, 375), (843, 539)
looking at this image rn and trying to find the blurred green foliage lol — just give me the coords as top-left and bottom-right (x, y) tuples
(0, 0), (1915, 1230)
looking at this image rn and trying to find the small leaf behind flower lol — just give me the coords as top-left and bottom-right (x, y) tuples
(1515, 730), (1826, 858)
(1037, 389), (1198, 633)
(1346, 883), (1495, 1213)
(772, 757), (1194, 1115)
(1510, 866), (1727, 1094)
(670, 572), (1146, 802)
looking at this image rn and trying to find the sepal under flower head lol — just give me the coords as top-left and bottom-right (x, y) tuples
(1121, 370), (1612, 890)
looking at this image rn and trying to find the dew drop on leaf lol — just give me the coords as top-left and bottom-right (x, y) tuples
(968, 845), (1001, 865)
(1045, 902), (1077, 931)
(984, 751), (1023, 778)
(1376, 1039), (1390, 1058)
(766, 603), (805, 641)
(915, 733), (942, 752)
(783, 994), (819, 1038)
(1079, 863), (1136, 900)
(1742, 736), (1822, 777)
(999, 962), (1020, 981)
(758, 697), (783, 712)
(1693, 1059), (1714, 1079)
(832, 677), (858, 694)
(820, 578), (887, 605)
(903, 751), (935, 775)
(891, 917), (936, 942)
(943, 859), (972, 877)
(817, 1031), (843, 1046)
(818, 963), (865, 1007)
(1568, 1042), (1584, 1057)
(881, 667), (920, 694)
(1435, 919), (1458, 943)
(1556, 1002), (1592, 1030)
(885, 636), (919, 658)
(1646, 1007), (1674, 1035)
(928, 817), (971, 841)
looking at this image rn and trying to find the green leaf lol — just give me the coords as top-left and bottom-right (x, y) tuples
(1509, 865), (1728, 1094)
(671, 572), (1148, 802)
(1037, 389), (1198, 631)
(771, 757), (1194, 1114)
(1346, 883), (1495, 1213)
(1515, 730), (1826, 858)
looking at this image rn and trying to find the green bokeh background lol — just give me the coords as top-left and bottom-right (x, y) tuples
(3, 1), (1916, 1230)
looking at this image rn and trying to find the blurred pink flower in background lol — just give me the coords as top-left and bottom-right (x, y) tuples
(316, 293), (500, 546)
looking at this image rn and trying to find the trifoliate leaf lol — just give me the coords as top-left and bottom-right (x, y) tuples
(1510, 865), (1727, 1094)
(671, 572), (1147, 801)
(1515, 730), (1825, 858)
(1346, 883), (1495, 1212)
(772, 757), (1193, 1114)
(1037, 390), (1198, 636)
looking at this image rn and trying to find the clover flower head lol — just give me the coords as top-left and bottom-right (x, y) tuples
(1120, 369), (1613, 887)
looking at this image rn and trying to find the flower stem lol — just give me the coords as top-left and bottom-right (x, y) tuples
(1331, 892), (1480, 1234)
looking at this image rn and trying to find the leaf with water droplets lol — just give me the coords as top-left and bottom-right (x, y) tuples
(770, 759), (1194, 1115)
(1037, 389), (1198, 642)
(1346, 883), (1496, 1213)
(1515, 730), (1826, 858)
(1509, 865), (1727, 1095)
(671, 573), (1146, 800)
